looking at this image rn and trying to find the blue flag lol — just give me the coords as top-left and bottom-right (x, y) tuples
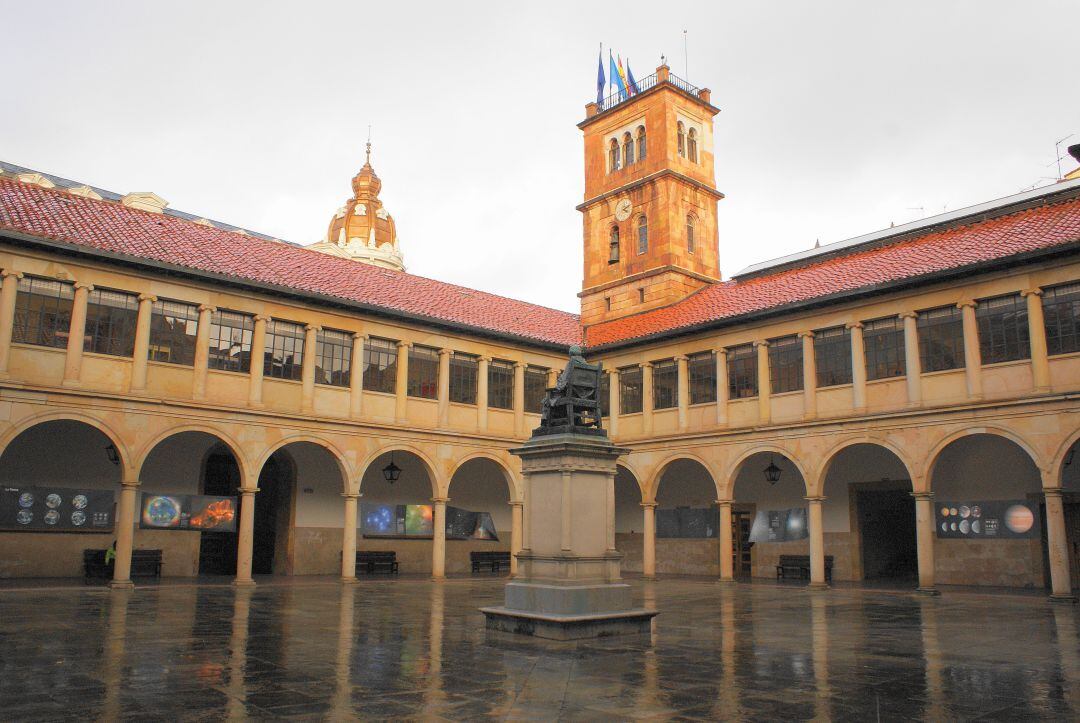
(597, 47), (606, 104)
(626, 59), (639, 96)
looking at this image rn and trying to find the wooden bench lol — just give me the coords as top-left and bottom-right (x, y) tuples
(776, 554), (833, 583)
(83, 549), (163, 582)
(471, 550), (511, 574)
(356, 550), (399, 575)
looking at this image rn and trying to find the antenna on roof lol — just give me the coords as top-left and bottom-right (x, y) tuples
(813, 238), (820, 248)
(683, 30), (688, 78)
(1052, 134), (1075, 180)
(366, 125), (373, 164)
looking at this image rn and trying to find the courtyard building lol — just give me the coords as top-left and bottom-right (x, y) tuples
(0, 63), (1079, 602)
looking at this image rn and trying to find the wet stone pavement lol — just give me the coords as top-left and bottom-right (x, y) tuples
(1, 577), (1080, 721)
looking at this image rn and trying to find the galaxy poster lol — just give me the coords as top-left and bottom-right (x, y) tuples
(936, 499), (1039, 539)
(139, 493), (237, 532)
(362, 503), (498, 540)
(0, 485), (114, 532)
(748, 508), (809, 543)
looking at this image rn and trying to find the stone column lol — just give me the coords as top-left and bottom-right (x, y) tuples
(248, 315), (268, 406)
(806, 496), (828, 588)
(958, 301), (983, 400)
(63, 281), (92, 386)
(608, 367), (620, 437)
(1044, 485), (1078, 602)
(301, 324), (319, 413)
(800, 332), (816, 419)
(605, 472), (616, 552)
(715, 349), (728, 425)
(848, 322), (867, 411)
(676, 354), (689, 431)
(755, 341), (770, 424)
(350, 333), (365, 418)
(128, 294), (156, 393)
(509, 500), (523, 575)
(560, 470), (573, 551)
(901, 311), (922, 406)
(341, 493), (359, 583)
(642, 362), (654, 436)
(477, 356), (490, 431)
(235, 487), (258, 586)
(0, 270), (23, 376)
(546, 368), (558, 388)
(912, 491), (939, 594)
(1023, 288), (1051, 392)
(437, 349), (451, 427)
(717, 499), (734, 583)
(642, 501), (658, 579)
(192, 304), (214, 401)
(513, 362), (526, 437)
(109, 479), (139, 590)
(431, 497), (448, 580)
(395, 340), (410, 423)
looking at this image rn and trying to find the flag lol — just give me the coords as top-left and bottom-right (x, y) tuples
(609, 51), (627, 101)
(616, 54), (630, 100)
(626, 59), (639, 96)
(596, 47), (606, 104)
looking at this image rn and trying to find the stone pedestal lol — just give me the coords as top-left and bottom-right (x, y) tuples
(481, 433), (657, 640)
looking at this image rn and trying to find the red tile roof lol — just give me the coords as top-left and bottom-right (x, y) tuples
(0, 177), (581, 348)
(586, 194), (1080, 348)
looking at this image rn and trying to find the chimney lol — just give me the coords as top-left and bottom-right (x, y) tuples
(121, 192), (168, 213)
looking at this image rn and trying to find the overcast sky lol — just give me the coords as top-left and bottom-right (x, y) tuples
(4, 1), (1078, 313)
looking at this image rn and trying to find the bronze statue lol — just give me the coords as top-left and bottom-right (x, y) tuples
(535, 345), (605, 436)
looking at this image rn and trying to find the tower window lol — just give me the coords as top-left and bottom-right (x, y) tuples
(608, 225), (620, 264)
(687, 128), (698, 163)
(608, 138), (620, 172)
(605, 297), (612, 311)
(623, 132), (634, 166)
(677, 122), (686, 157)
(686, 214), (696, 254)
(636, 125), (647, 161)
(637, 215), (648, 254)
(638, 288), (645, 304)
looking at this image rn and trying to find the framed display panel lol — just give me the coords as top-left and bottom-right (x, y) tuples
(139, 493), (237, 531)
(748, 508), (809, 543)
(361, 503), (499, 540)
(936, 499), (1039, 539)
(656, 507), (719, 538)
(0, 485), (114, 532)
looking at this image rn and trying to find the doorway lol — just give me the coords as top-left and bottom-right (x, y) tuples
(732, 508), (754, 579)
(856, 488), (917, 580)
(199, 447), (241, 575)
(253, 451), (295, 575)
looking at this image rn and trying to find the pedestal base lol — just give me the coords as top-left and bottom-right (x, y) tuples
(232, 579), (257, 588)
(108, 580), (134, 591)
(481, 606), (657, 640)
(1050, 593), (1079, 604)
(916, 586), (941, 596)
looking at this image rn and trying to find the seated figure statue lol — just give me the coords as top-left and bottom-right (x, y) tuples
(535, 345), (605, 436)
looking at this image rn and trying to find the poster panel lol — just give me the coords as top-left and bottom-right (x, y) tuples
(656, 507), (719, 538)
(139, 493), (237, 531)
(0, 485), (114, 532)
(748, 508), (809, 543)
(361, 502), (498, 540)
(935, 499), (1039, 539)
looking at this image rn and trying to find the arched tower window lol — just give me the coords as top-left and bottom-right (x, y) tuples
(623, 132), (634, 166)
(609, 225), (620, 264)
(637, 214), (648, 255)
(687, 128), (698, 163)
(636, 125), (647, 161)
(609, 138), (620, 172)
(677, 122), (686, 157)
(686, 214), (697, 254)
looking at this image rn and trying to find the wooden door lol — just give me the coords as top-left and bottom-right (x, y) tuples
(733, 511), (753, 579)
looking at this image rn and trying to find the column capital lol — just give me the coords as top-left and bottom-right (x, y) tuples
(753, 339), (769, 349)
(137, 293), (157, 303)
(1, 269), (24, 280)
(797, 330), (814, 339)
(899, 310), (918, 320)
(513, 360), (526, 370)
(198, 304), (216, 314)
(609, 366), (620, 376)
(396, 340), (411, 350)
(438, 347), (452, 358)
(1021, 287), (1044, 298)
(120, 481), (140, 491)
(305, 323), (321, 332)
(714, 347), (727, 358)
(845, 321), (863, 331)
(714, 499), (734, 507)
(640, 361), (652, 369)
(674, 354), (689, 362)
(74, 281), (94, 291)
(1043, 487), (1065, 498)
(430, 496), (449, 505)
(239, 487), (260, 495)
(253, 314), (271, 323)
(341, 492), (360, 500)
(508, 499), (524, 508)
(956, 299), (976, 309)
(640, 501), (659, 509)
(804, 495), (827, 503)
(352, 331), (366, 341)
(910, 491), (934, 501)
(478, 355), (491, 363)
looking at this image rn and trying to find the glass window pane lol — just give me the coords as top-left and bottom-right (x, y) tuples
(619, 365), (643, 414)
(12, 276), (74, 349)
(263, 320), (305, 381)
(918, 306), (965, 372)
(814, 326), (852, 387)
(84, 289), (138, 357)
(449, 353), (478, 404)
(768, 335), (803, 393)
(208, 310), (254, 373)
(727, 344), (757, 399)
(688, 351), (716, 405)
(863, 317), (906, 381)
(407, 345), (439, 399)
(488, 359), (514, 410)
(363, 337), (398, 394)
(1044, 282), (1080, 356)
(976, 294), (1030, 364)
(652, 359), (677, 410)
(525, 366), (549, 414)
(149, 299), (199, 366)
(315, 329), (352, 387)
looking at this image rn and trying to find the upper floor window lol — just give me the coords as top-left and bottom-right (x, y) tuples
(863, 316), (905, 380)
(637, 215), (648, 255)
(677, 121), (686, 157)
(769, 335), (803, 393)
(264, 319), (304, 381)
(609, 225), (620, 264)
(449, 352), (478, 404)
(918, 306), (964, 372)
(524, 365), (548, 414)
(488, 359), (515, 410)
(1044, 282), (1080, 356)
(363, 337), (398, 394)
(636, 125), (647, 161)
(727, 344), (757, 399)
(686, 214), (697, 254)
(12, 276), (73, 349)
(687, 128), (698, 163)
(85, 289), (138, 357)
(688, 351), (716, 404)
(619, 365), (643, 414)
(149, 299), (199, 366)
(622, 132), (635, 166)
(652, 358), (677, 410)
(977, 293), (1030, 364)
(407, 345), (439, 399)
(315, 328), (352, 387)
(609, 138), (620, 172)
(814, 326), (852, 387)
(208, 310), (253, 373)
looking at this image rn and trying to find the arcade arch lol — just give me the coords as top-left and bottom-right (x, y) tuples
(446, 456), (516, 575)
(647, 457), (720, 576)
(356, 449), (440, 575)
(614, 463), (645, 573)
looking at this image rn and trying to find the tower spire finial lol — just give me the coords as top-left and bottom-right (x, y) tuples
(365, 125), (372, 164)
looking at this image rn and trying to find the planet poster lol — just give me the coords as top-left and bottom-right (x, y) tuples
(138, 493), (237, 531)
(748, 508), (809, 543)
(935, 499), (1039, 539)
(0, 485), (114, 532)
(361, 502), (498, 540)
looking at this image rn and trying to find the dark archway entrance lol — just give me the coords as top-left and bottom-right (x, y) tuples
(253, 450), (295, 575)
(198, 445), (242, 575)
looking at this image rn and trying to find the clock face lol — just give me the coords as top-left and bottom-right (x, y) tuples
(614, 198), (633, 222)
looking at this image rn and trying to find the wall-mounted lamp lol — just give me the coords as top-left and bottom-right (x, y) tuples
(763, 457), (782, 485)
(382, 453), (402, 484)
(104, 444), (120, 466)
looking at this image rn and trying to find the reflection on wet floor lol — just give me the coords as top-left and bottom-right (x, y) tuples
(1, 576), (1079, 720)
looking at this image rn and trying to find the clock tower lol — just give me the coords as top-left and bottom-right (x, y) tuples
(577, 63), (723, 327)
